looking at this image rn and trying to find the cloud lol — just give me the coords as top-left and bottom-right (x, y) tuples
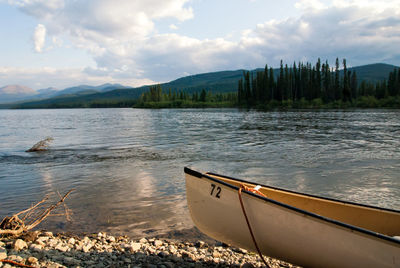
(4, 0), (400, 87)
(169, 24), (178, 30)
(33, 24), (46, 52)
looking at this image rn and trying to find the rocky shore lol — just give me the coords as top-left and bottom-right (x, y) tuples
(0, 231), (299, 268)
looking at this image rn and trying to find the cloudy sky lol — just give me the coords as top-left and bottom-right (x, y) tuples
(0, 0), (399, 90)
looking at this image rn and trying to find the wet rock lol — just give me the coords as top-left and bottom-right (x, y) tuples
(63, 256), (80, 266)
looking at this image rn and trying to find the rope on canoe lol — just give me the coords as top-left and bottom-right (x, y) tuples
(238, 184), (271, 268)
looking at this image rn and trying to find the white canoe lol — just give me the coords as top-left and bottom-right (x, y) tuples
(184, 167), (400, 268)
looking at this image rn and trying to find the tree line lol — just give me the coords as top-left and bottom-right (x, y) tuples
(238, 58), (400, 107)
(136, 85), (237, 108)
(135, 58), (400, 109)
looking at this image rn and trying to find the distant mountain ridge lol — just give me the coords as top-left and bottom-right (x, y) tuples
(0, 83), (127, 104)
(2, 63), (398, 108)
(0, 85), (37, 103)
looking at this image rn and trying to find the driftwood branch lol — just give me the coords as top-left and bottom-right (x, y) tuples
(26, 189), (74, 230)
(0, 259), (35, 268)
(0, 189), (75, 236)
(26, 137), (54, 152)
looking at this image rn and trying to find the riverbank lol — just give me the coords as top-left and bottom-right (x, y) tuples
(0, 231), (299, 267)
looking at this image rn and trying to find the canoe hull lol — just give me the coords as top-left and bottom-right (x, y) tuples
(185, 168), (400, 268)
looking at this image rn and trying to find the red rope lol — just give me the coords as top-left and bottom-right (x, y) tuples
(238, 185), (271, 268)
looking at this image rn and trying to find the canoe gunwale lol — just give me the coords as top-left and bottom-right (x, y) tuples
(184, 167), (400, 245)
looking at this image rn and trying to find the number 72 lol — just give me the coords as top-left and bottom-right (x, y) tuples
(210, 183), (221, 198)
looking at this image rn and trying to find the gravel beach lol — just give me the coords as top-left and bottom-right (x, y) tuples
(0, 231), (300, 268)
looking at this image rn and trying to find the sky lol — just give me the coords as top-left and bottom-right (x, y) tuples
(0, 0), (399, 90)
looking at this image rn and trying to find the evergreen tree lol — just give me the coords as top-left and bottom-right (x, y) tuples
(316, 58), (322, 100)
(237, 78), (244, 104)
(244, 71), (251, 103)
(342, 59), (351, 102)
(269, 67), (275, 100)
(350, 71), (358, 100)
(334, 58), (340, 100)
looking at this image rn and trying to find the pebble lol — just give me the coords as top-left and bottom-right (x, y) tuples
(0, 251), (7, 260)
(130, 242), (142, 252)
(13, 239), (27, 251)
(27, 256), (38, 264)
(0, 231), (300, 268)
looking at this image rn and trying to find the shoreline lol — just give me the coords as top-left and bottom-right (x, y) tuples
(0, 230), (299, 268)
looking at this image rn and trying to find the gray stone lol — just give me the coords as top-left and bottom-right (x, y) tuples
(157, 251), (168, 258)
(139, 238), (147, 244)
(63, 256), (81, 266)
(13, 239), (27, 251)
(123, 257), (132, 263)
(163, 262), (174, 268)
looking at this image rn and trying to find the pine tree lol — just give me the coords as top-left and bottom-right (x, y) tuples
(350, 71), (358, 100)
(237, 78), (244, 104)
(316, 58), (322, 100)
(334, 58), (340, 100)
(342, 59), (351, 102)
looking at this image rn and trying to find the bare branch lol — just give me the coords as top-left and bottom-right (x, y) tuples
(26, 189), (75, 230)
(0, 189), (75, 237)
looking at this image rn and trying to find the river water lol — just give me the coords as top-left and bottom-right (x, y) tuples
(0, 108), (399, 238)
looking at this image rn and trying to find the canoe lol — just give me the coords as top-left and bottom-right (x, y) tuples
(184, 167), (400, 268)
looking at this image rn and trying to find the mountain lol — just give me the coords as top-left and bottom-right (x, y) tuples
(9, 63), (399, 109)
(347, 63), (397, 83)
(57, 83), (127, 95)
(0, 83), (128, 104)
(0, 85), (36, 103)
(37, 87), (58, 95)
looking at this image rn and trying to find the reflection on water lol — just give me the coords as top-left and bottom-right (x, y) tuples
(0, 108), (399, 238)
